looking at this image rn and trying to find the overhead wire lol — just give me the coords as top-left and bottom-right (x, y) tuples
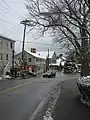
(0, 0), (60, 49)
(0, 2), (19, 20)
(15, 39), (61, 50)
(15, 39), (54, 46)
(0, 1), (21, 26)
(4, 24), (21, 35)
(0, 10), (19, 24)
(1, 0), (24, 19)
(0, 16), (15, 26)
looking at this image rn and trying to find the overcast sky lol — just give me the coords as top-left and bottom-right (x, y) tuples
(0, 0), (62, 54)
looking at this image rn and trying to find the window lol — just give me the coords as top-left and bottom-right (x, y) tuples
(0, 41), (3, 46)
(7, 42), (8, 47)
(6, 54), (8, 60)
(36, 58), (39, 61)
(18, 58), (21, 63)
(28, 58), (31, 62)
(0, 53), (3, 60)
(10, 42), (12, 49)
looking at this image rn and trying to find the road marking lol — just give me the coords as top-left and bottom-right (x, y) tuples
(0, 78), (54, 94)
(29, 89), (61, 120)
(0, 81), (34, 94)
(29, 98), (48, 120)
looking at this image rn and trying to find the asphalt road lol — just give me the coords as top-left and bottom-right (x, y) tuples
(54, 77), (90, 120)
(0, 72), (77, 120)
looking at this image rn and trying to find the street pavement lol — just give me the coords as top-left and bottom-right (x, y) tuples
(54, 77), (90, 120)
(0, 72), (77, 120)
(0, 76), (40, 91)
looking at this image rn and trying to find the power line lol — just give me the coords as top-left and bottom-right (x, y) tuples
(0, 2), (21, 24)
(1, 0), (23, 19)
(0, 2), (17, 19)
(15, 39), (55, 46)
(0, 16), (15, 26)
(4, 24), (21, 35)
(0, 10), (19, 24)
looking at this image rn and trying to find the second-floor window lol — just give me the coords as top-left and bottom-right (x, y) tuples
(0, 41), (3, 46)
(6, 54), (8, 60)
(36, 58), (39, 61)
(28, 58), (31, 62)
(0, 53), (3, 60)
(11, 42), (12, 49)
(7, 42), (8, 47)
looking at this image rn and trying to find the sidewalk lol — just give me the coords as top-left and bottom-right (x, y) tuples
(54, 79), (90, 120)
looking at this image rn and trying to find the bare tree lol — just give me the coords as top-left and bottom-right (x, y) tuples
(25, 0), (90, 76)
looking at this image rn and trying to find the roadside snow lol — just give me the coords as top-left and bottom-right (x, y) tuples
(43, 111), (54, 120)
(0, 77), (2, 80)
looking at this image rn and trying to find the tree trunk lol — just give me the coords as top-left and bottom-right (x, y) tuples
(80, 24), (89, 77)
(81, 56), (89, 77)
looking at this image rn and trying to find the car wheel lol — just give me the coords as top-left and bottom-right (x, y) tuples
(43, 76), (45, 78)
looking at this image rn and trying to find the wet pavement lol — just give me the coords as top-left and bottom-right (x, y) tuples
(0, 72), (77, 120)
(54, 78), (90, 120)
(0, 76), (41, 91)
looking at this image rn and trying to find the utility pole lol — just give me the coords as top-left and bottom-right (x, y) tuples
(22, 22), (26, 62)
(21, 20), (27, 62)
(12, 50), (15, 69)
(46, 49), (49, 71)
(11, 50), (15, 77)
(20, 19), (32, 62)
(48, 49), (49, 70)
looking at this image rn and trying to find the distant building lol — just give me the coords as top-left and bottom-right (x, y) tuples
(49, 55), (66, 70)
(15, 49), (45, 73)
(37, 51), (57, 64)
(0, 35), (15, 75)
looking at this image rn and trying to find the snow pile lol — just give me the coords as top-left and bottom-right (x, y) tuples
(43, 111), (54, 120)
(0, 77), (2, 80)
(78, 76), (90, 86)
(4, 75), (11, 79)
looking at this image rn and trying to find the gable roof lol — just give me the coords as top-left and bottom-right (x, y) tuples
(15, 50), (45, 59)
(0, 34), (15, 42)
(49, 58), (65, 66)
(26, 51), (44, 59)
(37, 51), (55, 59)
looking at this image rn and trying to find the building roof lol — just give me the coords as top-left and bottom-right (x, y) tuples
(15, 50), (45, 59)
(26, 51), (44, 59)
(49, 58), (65, 66)
(0, 34), (15, 42)
(15, 50), (55, 59)
(37, 51), (55, 59)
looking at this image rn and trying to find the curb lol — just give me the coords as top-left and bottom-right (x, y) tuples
(32, 84), (61, 120)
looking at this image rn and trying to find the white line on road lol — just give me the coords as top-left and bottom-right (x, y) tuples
(29, 98), (48, 120)
(0, 81), (34, 94)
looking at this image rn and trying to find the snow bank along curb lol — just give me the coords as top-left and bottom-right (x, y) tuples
(43, 87), (61, 120)
(29, 98), (48, 120)
(78, 76), (90, 107)
(28, 83), (61, 120)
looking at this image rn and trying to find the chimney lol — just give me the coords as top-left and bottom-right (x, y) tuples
(31, 48), (36, 53)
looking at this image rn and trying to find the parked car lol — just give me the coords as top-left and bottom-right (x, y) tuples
(20, 70), (36, 78)
(42, 70), (56, 78)
(64, 61), (78, 74)
(64, 62), (73, 73)
(76, 64), (81, 73)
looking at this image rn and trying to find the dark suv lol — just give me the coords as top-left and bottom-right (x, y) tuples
(42, 70), (56, 78)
